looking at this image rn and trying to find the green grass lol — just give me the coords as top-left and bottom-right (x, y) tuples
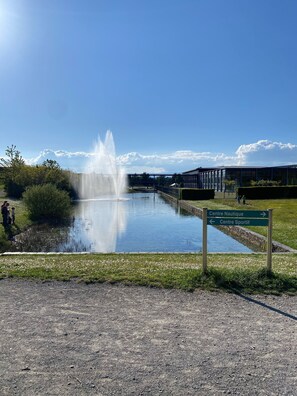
(0, 195), (296, 295)
(189, 198), (297, 249)
(0, 253), (296, 295)
(0, 198), (32, 251)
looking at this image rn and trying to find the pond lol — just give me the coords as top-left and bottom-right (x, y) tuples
(55, 192), (252, 253)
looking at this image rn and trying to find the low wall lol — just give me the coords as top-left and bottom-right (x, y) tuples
(159, 191), (294, 253)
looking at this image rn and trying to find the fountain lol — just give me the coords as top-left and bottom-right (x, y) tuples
(79, 130), (127, 199)
(64, 131), (128, 252)
(57, 131), (252, 254)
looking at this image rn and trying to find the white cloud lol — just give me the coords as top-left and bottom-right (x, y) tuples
(117, 151), (237, 173)
(22, 139), (297, 174)
(236, 140), (297, 165)
(25, 149), (91, 171)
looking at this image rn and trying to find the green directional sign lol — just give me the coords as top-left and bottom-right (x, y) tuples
(207, 209), (268, 219)
(202, 207), (273, 275)
(207, 217), (269, 226)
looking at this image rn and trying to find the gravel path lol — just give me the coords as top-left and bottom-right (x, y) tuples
(0, 279), (296, 396)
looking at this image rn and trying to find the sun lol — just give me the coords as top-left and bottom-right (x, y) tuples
(0, 2), (19, 47)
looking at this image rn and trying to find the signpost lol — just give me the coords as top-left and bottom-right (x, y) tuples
(207, 210), (269, 219)
(207, 218), (268, 226)
(202, 208), (273, 274)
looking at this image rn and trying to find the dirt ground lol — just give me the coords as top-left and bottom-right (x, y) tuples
(0, 279), (296, 396)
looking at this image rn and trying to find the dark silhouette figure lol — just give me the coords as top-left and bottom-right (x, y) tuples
(1, 201), (8, 226)
(11, 207), (15, 224)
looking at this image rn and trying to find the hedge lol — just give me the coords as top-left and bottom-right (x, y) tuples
(238, 186), (297, 199)
(179, 188), (215, 200)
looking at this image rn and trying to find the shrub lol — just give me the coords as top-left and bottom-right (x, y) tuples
(23, 184), (71, 221)
(2, 163), (77, 199)
(179, 188), (215, 200)
(0, 234), (12, 253)
(238, 186), (297, 199)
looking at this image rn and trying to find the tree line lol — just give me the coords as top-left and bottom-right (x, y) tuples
(128, 173), (184, 187)
(0, 145), (74, 221)
(0, 145), (185, 222)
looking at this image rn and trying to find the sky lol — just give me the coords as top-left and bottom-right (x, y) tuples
(1, 0), (297, 174)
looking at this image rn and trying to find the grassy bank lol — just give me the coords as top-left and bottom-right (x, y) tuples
(0, 195), (296, 295)
(0, 198), (32, 250)
(189, 198), (297, 250)
(0, 253), (296, 295)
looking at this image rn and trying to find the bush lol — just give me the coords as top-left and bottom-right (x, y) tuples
(238, 186), (297, 199)
(23, 184), (71, 221)
(0, 234), (12, 253)
(2, 163), (77, 199)
(180, 188), (215, 200)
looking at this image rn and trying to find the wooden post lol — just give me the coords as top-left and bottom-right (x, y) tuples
(202, 208), (208, 274)
(267, 209), (273, 273)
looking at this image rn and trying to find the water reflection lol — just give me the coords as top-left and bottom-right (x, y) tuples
(60, 198), (127, 252)
(57, 192), (252, 253)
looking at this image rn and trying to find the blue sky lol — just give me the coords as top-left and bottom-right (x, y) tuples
(1, 0), (297, 173)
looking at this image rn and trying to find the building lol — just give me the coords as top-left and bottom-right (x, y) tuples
(182, 165), (297, 192)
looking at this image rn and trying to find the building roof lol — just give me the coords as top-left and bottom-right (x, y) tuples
(182, 164), (297, 175)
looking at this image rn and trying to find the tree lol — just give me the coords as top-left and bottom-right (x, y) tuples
(42, 159), (61, 169)
(0, 145), (76, 199)
(156, 175), (166, 186)
(141, 172), (150, 184)
(23, 184), (71, 222)
(250, 179), (281, 186)
(0, 145), (26, 197)
(171, 173), (184, 186)
(0, 145), (25, 168)
(224, 179), (236, 192)
(128, 173), (154, 187)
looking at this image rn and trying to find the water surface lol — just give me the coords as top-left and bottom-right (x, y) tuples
(59, 192), (252, 253)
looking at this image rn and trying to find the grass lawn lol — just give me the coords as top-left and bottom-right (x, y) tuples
(0, 253), (296, 295)
(0, 195), (296, 295)
(189, 198), (297, 250)
(0, 198), (32, 248)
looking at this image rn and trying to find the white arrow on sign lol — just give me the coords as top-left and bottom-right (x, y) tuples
(261, 211), (267, 217)
(209, 219), (216, 225)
